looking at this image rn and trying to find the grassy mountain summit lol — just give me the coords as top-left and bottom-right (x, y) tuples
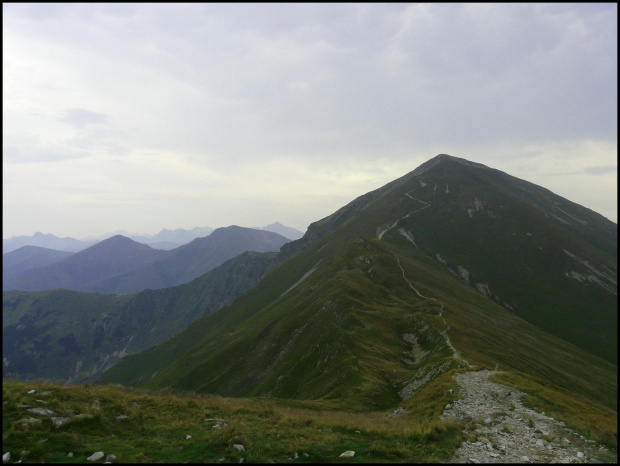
(100, 154), (617, 415)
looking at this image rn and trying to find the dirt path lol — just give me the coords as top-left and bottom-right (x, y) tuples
(392, 253), (471, 368)
(440, 370), (616, 463)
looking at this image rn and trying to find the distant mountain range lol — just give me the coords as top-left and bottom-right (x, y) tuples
(2, 223), (304, 253)
(3, 226), (290, 294)
(3, 155), (616, 423)
(254, 222), (304, 240)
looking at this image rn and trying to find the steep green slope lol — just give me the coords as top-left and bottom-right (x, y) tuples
(101, 154), (616, 412)
(101, 233), (616, 412)
(3, 251), (278, 384)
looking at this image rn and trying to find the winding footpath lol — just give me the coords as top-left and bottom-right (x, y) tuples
(382, 185), (616, 463)
(389, 253), (615, 464)
(392, 253), (472, 368)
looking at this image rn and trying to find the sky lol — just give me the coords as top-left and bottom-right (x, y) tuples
(3, 3), (617, 240)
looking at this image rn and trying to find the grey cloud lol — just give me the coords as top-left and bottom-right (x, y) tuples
(584, 165), (617, 176)
(3, 144), (90, 164)
(62, 109), (109, 127)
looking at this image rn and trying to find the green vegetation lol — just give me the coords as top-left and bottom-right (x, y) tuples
(3, 251), (278, 384)
(2, 380), (463, 463)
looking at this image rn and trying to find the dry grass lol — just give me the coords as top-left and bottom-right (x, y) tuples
(3, 380), (463, 463)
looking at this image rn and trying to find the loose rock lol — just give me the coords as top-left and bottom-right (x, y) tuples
(440, 370), (616, 463)
(339, 451), (355, 458)
(87, 451), (105, 461)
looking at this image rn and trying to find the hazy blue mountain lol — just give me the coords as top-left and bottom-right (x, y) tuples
(130, 226), (214, 248)
(2, 232), (96, 254)
(257, 221), (305, 240)
(85, 226), (289, 294)
(2, 246), (75, 283)
(3, 235), (166, 292)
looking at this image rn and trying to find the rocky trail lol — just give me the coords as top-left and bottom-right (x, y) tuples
(440, 370), (617, 463)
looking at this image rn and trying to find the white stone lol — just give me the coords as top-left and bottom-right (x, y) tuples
(105, 454), (116, 462)
(233, 444), (245, 452)
(3, 452), (11, 462)
(52, 417), (71, 428)
(186, 435), (192, 440)
(27, 390), (35, 395)
(577, 452), (584, 458)
(87, 451), (105, 461)
(339, 451), (355, 457)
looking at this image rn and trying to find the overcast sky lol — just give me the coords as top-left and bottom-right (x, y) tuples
(3, 3), (617, 239)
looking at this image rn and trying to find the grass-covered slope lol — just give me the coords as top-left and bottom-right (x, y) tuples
(101, 232), (617, 412)
(2, 251), (278, 384)
(2, 378), (467, 463)
(101, 155), (616, 414)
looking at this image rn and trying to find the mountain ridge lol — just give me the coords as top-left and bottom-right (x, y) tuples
(99, 154), (616, 412)
(3, 227), (290, 294)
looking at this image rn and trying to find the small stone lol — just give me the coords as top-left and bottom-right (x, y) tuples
(339, 451), (355, 458)
(27, 390), (35, 395)
(3, 452), (11, 462)
(115, 415), (128, 420)
(233, 444), (245, 452)
(26, 407), (56, 417)
(87, 451), (105, 461)
(52, 417), (71, 428)
(577, 452), (584, 458)
(520, 456), (530, 462)
(105, 455), (116, 463)
(186, 435), (192, 440)
(238, 459), (244, 464)
(536, 439), (545, 447)
(484, 418), (493, 425)
(445, 404), (452, 410)
(302, 453), (309, 458)
(293, 452), (298, 459)
(67, 453), (73, 458)
(562, 438), (571, 444)
(469, 459), (481, 464)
